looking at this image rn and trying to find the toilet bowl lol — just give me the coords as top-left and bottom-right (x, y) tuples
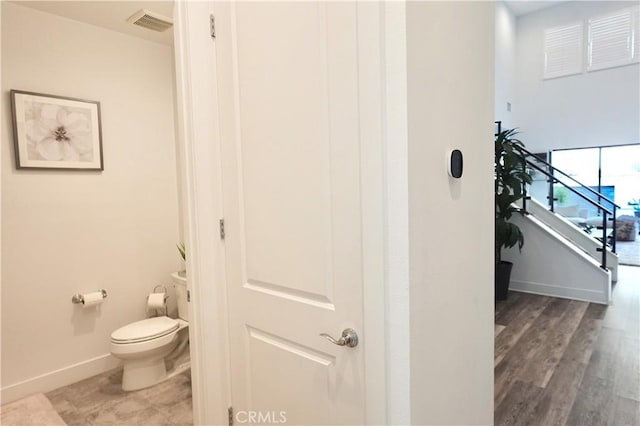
(110, 273), (189, 391)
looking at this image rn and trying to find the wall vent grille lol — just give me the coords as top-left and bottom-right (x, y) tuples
(127, 9), (173, 32)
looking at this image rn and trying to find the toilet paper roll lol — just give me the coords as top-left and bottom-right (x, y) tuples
(147, 293), (166, 310)
(82, 291), (104, 308)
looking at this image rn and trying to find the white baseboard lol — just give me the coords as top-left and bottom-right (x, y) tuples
(1, 354), (122, 404)
(510, 279), (609, 305)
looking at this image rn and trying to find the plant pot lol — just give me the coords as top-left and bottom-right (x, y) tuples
(495, 261), (513, 301)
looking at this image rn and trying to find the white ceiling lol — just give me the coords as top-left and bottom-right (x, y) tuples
(504, 1), (565, 17)
(11, 1), (174, 46)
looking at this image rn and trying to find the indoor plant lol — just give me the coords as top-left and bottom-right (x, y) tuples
(495, 128), (532, 300)
(177, 242), (186, 277)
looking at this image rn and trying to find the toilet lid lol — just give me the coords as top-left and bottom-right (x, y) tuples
(111, 317), (179, 343)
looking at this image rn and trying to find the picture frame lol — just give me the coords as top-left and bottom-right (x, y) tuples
(10, 90), (104, 170)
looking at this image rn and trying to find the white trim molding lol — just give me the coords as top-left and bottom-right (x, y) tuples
(173, 1), (231, 424)
(1, 354), (120, 404)
(511, 279), (610, 305)
(382, 2), (411, 425)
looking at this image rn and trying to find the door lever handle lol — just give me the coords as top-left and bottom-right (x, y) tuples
(319, 328), (358, 348)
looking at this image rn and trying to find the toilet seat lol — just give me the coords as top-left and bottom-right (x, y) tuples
(111, 317), (179, 344)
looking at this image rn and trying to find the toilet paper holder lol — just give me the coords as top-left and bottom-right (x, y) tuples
(152, 285), (168, 300)
(148, 285), (168, 316)
(72, 289), (108, 304)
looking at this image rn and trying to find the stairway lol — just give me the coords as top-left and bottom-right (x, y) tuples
(525, 198), (618, 281)
(503, 198), (616, 305)
(495, 122), (619, 305)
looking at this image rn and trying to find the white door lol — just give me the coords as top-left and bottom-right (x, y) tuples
(215, 2), (368, 424)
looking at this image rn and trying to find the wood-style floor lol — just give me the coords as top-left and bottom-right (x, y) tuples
(495, 265), (640, 426)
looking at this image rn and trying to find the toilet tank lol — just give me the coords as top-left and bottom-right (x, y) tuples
(171, 272), (189, 321)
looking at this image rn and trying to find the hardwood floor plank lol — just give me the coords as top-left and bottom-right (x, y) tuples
(495, 291), (522, 318)
(494, 380), (545, 426)
(603, 267), (640, 338)
(495, 291), (528, 325)
(541, 298), (571, 318)
(570, 325), (640, 424)
(583, 302), (607, 320)
(614, 336), (640, 402)
(583, 327), (623, 380)
(517, 300), (589, 388)
(496, 324), (507, 337)
(526, 359), (587, 426)
(565, 374), (614, 426)
(601, 295), (633, 332)
(526, 308), (606, 426)
(561, 309), (604, 366)
(495, 304), (563, 407)
(496, 266), (640, 426)
(495, 294), (551, 367)
(609, 396), (640, 426)
(495, 357), (518, 409)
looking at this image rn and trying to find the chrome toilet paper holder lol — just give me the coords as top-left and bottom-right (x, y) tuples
(152, 285), (168, 301)
(148, 285), (169, 316)
(72, 289), (108, 304)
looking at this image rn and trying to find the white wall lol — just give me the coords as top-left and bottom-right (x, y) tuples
(406, 2), (495, 424)
(514, 1), (640, 152)
(495, 2), (517, 128)
(1, 3), (180, 401)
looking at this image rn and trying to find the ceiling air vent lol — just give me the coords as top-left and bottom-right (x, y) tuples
(127, 9), (173, 32)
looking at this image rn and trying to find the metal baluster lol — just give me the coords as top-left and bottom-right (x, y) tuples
(601, 212), (607, 269)
(548, 176), (555, 212)
(612, 206), (617, 253)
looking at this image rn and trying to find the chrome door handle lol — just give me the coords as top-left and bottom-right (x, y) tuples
(319, 328), (358, 348)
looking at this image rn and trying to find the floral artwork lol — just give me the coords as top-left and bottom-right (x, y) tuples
(11, 90), (103, 170)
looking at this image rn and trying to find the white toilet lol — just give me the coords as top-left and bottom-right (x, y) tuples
(110, 272), (189, 391)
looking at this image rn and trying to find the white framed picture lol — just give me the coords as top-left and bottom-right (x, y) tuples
(10, 90), (104, 170)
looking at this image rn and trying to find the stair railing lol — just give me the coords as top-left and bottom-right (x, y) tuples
(495, 122), (619, 270)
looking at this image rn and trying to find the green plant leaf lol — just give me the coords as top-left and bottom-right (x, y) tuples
(177, 242), (186, 261)
(495, 127), (532, 262)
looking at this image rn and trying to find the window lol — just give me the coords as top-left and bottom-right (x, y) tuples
(544, 23), (584, 79)
(587, 7), (640, 72)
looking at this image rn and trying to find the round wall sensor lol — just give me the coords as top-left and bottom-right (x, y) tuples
(448, 149), (463, 178)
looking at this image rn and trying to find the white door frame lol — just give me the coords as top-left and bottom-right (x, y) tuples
(173, 2), (230, 424)
(173, 2), (409, 425)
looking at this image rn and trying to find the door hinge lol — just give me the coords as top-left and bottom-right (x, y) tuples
(228, 406), (233, 426)
(186, 290), (190, 303)
(210, 14), (216, 39)
(219, 219), (226, 240)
